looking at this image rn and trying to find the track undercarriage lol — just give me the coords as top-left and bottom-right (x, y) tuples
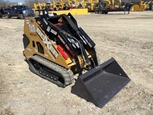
(28, 55), (74, 87)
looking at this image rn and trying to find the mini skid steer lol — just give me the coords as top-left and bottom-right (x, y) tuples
(23, 12), (130, 108)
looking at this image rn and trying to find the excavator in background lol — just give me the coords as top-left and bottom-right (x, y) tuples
(95, 0), (131, 14)
(33, 1), (68, 12)
(23, 11), (130, 108)
(84, 0), (99, 11)
(33, 0), (80, 12)
(33, 3), (47, 11)
(131, 0), (153, 11)
(33, 0), (89, 15)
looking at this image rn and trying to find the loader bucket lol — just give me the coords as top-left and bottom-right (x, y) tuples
(71, 58), (130, 108)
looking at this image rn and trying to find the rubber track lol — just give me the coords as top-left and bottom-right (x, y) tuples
(29, 55), (74, 87)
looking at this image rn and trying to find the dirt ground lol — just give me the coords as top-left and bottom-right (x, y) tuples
(0, 11), (153, 115)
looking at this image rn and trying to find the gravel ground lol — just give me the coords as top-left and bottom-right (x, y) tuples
(0, 11), (153, 115)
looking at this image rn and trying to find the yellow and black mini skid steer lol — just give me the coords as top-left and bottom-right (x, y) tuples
(23, 12), (130, 108)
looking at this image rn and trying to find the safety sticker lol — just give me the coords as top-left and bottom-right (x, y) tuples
(29, 24), (35, 32)
(51, 29), (57, 35)
(46, 26), (51, 32)
(26, 20), (30, 24)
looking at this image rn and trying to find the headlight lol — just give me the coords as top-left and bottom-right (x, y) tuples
(23, 10), (27, 14)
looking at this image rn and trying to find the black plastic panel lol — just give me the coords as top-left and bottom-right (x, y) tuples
(23, 34), (30, 49)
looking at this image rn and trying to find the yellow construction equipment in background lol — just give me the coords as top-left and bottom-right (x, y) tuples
(33, 3), (47, 11)
(95, 0), (127, 14)
(102, 0), (125, 9)
(84, 0), (99, 11)
(131, 0), (153, 11)
(33, 0), (89, 15)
